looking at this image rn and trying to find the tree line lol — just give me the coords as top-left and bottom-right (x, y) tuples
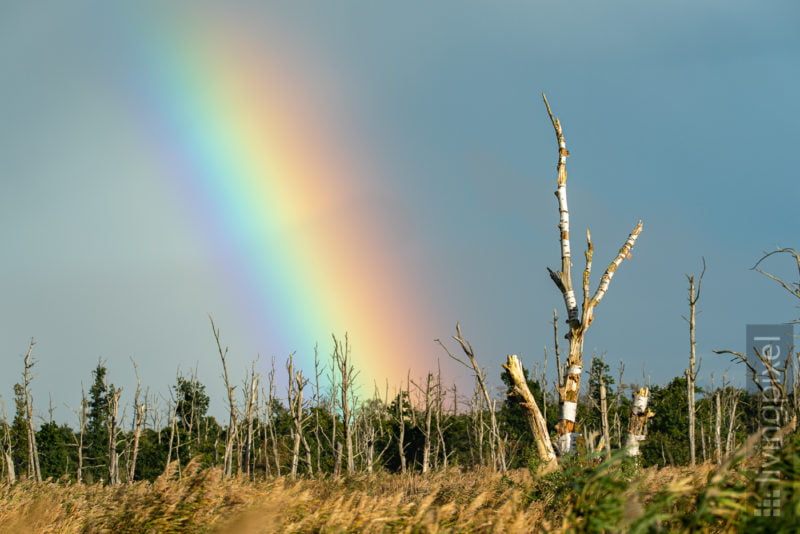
(0, 326), (779, 485)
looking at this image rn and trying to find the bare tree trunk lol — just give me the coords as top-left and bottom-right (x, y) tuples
(287, 354), (308, 478)
(302, 434), (314, 475)
(75, 386), (89, 484)
(726, 390), (739, 456)
(700, 425), (707, 463)
(793, 353), (800, 424)
(542, 96), (643, 457)
(599, 374), (611, 459)
(312, 346), (324, 475)
(434, 375), (448, 470)
(419, 373), (433, 473)
(539, 359), (549, 427)
(333, 442), (343, 477)
(395, 375), (409, 474)
(107, 386), (122, 485)
(259, 389), (269, 478)
(438, 324), (506, 471)
(266, 357), (281, 477)
(210, 316), (238, 478)
(685, 260), (705, 467)
(714, 391), (723, 465)
(242, 363), (259, 478)
(502, 355), (558, 470)
(128, 360), (145, 483)
(625, 387), (654, 457)
(1, 400), (15, 484)
(164, 400), (178, 476)
(22, 339), (42, 482)
(333, 334), (357, 474)
(468, 389), (484, 467)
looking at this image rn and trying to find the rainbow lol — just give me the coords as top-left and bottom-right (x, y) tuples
(114, 7), (441, 389)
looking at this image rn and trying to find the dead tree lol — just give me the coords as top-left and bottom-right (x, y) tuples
(287, 353), (309, 478)
(714, 389), (723, 464)
(210, 315), (238, 478)
(75, 390), (87, 484)
(163, 394), (178, 475)
(107, 385), (123, 485)
(127, 359), (146, 483)
(21, 339), (42, 482)
(542, 95), (643, 456)
(393, 375), (410, 473)
(438, 324), (506, 471)
(591, 358), (611, 459)
(1, 399), (15, 483)
(332, 334), (358, 474)
(715, 347), (787, 425)
(312, 346), (325, 475)
(503, 355), (557, 470)
(432, 370), (451, 470)
(242, 362), (259, 478)
(725, 385), (740, 456)
(327, 350), (340, 475)
(625, 387), (654, 457)
(410, 373), (435, 473)
(356, 388), (393, 474)
(468, 382), (486, 466)
(684, 259), (706, 466)
(265, 357), (281, 476)
(356, 401), (376, 473)
(614, 360), (626, 449)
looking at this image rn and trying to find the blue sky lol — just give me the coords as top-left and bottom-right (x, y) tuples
(1, 1), (799, 422)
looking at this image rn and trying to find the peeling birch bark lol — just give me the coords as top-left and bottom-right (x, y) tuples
(542, 94), (643, 455)
(625, 388), (654, 457)
(502, 355), (557, 471)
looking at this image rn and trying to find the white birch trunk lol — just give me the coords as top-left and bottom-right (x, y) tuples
(542, 96), (643, 456)
(625, 388), (654, 457)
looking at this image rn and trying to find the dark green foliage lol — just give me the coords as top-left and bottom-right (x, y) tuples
(170, 375), (220, 470)
(526, 451), (642, 532)
(133, 428), (169, 481)
(641, 376), (691, 467)
(36, 421), (76, 480)
(85, 364), (110, 483)
(174, 376), (210, 429)
(10, 383), (28, 477)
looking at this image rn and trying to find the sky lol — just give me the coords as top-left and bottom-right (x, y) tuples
(1, 1), (799, 424)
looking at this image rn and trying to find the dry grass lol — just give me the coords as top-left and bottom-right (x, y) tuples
(0, 466), (658, 533)
(0, 462), (539, 534)
(0, 450), (792, 534)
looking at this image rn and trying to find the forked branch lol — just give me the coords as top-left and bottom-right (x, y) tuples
(541, 93), (643, 454)
(752, 248), (800, 304)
